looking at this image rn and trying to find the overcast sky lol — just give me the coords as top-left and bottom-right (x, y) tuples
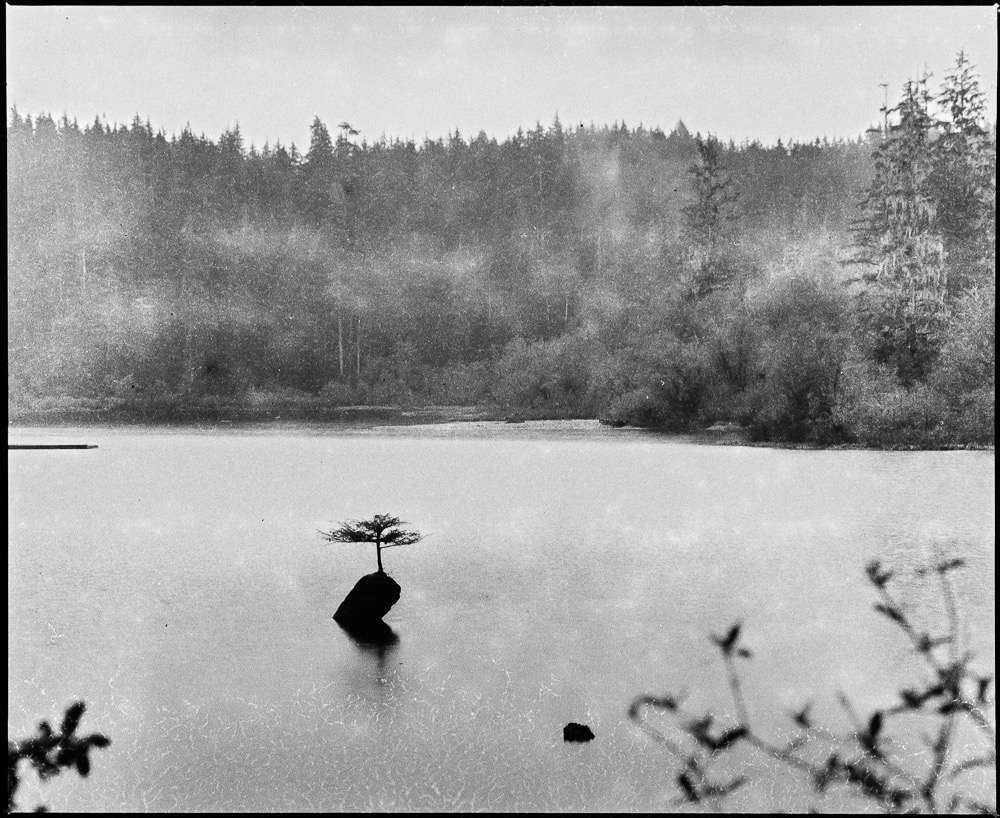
(6, 6), (997, 150)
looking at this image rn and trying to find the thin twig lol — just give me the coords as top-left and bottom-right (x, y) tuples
(724, 654), (752, 729)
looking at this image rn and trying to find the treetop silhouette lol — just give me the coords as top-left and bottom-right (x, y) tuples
(320, 513), (422, 574)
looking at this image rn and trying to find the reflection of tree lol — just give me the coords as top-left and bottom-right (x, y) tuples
(338, 618), (399, 651)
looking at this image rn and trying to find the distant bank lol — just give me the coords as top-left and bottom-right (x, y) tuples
(7, 401), (993, 452)
(8, 401), (500, 428)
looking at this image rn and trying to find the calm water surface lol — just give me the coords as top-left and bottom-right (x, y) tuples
(8, 422), (995, 812)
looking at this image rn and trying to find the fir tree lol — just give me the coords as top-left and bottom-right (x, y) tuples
(681, 135), (739, 295)
(853, 72), (945, 383)
(932, 51), (995, 291)
(303, 116), (335, 225)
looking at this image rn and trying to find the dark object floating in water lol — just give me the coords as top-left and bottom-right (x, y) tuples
(334, 572), (402, 627)
(563, 722), (595, 742)
(8, 444), (98, 450)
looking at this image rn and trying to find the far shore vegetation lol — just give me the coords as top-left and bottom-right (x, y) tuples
(8, 53), (994, 450)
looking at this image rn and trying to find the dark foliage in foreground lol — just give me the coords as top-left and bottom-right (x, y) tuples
(7, 702), (111, 814)
(629, 557), (996, 813)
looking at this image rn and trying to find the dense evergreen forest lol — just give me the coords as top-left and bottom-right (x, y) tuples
(7, 53), (995, 446)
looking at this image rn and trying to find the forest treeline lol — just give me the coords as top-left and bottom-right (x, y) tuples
(7, 53), (995, 446)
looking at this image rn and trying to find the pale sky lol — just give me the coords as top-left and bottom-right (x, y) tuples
(6, 6), (997, 150)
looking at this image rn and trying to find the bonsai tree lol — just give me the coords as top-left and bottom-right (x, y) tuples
(320, 513), (422, 574)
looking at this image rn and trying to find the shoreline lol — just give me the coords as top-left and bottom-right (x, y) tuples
(7, 404), (994, 452)
(7, 403), (502, 428)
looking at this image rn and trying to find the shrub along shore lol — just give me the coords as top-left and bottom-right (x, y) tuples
(7, 394), (993, 451)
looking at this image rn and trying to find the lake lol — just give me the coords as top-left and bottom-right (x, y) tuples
(7, 421), (996, 812)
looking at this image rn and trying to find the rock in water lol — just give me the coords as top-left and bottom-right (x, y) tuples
(334, 572), (401, 626)
(563, 722), (595, 742)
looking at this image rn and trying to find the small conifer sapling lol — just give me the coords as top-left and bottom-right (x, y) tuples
(319, 513), (422, 574)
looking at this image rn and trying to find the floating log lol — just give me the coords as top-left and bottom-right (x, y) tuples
(8, 444), (98, 450)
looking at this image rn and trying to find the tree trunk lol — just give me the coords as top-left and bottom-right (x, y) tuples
(338, 315), (345, 378)
(376, 540), (384, 573)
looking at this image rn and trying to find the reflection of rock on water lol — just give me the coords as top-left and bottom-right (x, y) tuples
(334, 572), (402, 690)
(337, 618), (399, 649)
(337, 617), (400, 704)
